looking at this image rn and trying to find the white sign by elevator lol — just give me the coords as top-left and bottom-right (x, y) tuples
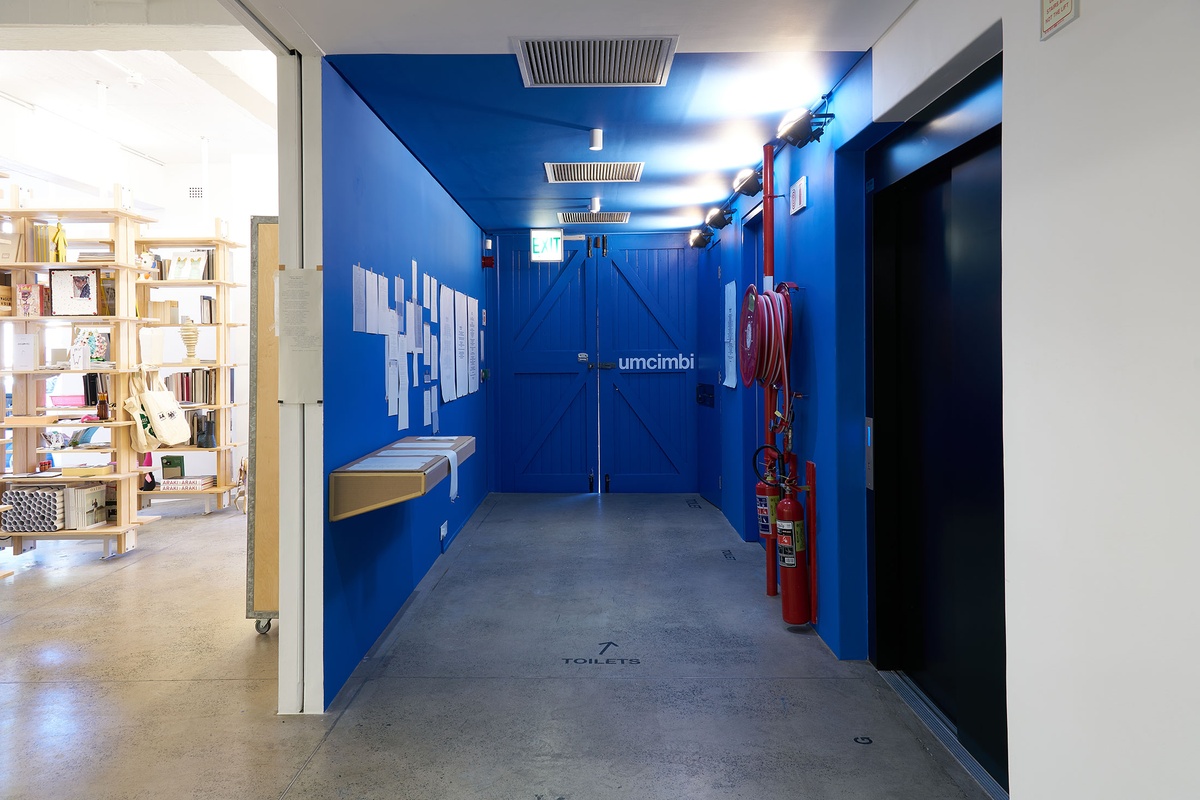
(530, 228), (564, 262)
(1041, 0), (1079, 40)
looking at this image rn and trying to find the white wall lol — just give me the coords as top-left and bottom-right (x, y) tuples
(874, 1), (1200, 797)
(1001, 2), (1200, 798)
(871, 0), (1000, 121)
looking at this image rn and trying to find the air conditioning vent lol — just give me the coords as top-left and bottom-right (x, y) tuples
(514, 36), (677, 87)
(544, 162), (644, 183)
(557, 212), (630, 224)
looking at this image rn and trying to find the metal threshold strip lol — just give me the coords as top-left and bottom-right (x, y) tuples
(879, 671), (1009, 800)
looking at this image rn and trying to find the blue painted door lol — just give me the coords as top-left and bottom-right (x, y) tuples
(497, 239), (597, 492)
(596, 235), (698, 493)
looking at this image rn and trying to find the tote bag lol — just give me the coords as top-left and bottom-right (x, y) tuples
(138, 368), (191, 447)
(125, 369), (162, 453)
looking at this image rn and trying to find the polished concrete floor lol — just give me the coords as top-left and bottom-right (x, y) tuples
(1, 493), (989, 799)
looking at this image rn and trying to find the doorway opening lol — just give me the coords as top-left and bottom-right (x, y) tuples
(868, 58), (1007, 792)
(496, 233), (699, 493)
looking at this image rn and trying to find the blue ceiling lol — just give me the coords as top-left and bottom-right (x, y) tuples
(328, 51), (863, 234)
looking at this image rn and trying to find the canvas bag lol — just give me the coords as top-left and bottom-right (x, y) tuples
(136, 367), (191, 447)
(125, 368), (163, 453)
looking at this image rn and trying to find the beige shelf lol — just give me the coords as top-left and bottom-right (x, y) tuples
(36, 446), (116, 455)
(2, 419), (132, 428)
(137, 279), (238, 287)
(0, 368), (130, 376)
(4, 207), (155, 224)
(155, 362), (238, 370)
(136, 237), (244, 249)
(0, 525), (136, 538)
(2, 472), (139, 482)
(154, 442), (245, 453)
(2, 261), (148, 272)
(2, 315), (140, 323)
(141, 322), (226, 328)
(329, 436), (475, 522)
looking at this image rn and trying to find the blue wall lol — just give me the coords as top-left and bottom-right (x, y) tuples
(322, 61), (490, 705)
(696, 53), (897, 659)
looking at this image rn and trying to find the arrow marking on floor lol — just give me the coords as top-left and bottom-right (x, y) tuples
(598, 641), (618, 656)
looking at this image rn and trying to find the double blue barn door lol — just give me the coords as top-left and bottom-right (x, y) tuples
(498, 234), (698, 493)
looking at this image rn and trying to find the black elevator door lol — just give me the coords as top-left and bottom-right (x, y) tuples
(873, 132), (1007, 788)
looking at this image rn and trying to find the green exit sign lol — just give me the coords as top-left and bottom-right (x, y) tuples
(530, 228), (563, 262)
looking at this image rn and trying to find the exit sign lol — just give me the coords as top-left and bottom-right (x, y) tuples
(530, 228), (563, 262)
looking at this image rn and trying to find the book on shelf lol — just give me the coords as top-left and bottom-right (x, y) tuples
(165, 249), (213, 281)
(15, 284), (51, 316)
(64, 484), (107, 530)
(31, 224), (53, 263)
(145, 299), (179, 324)
(160, 455), (185, 479)
(158, 475), (216, 491)
(77, 250), (115, 263)
(199, 295), (215, 324)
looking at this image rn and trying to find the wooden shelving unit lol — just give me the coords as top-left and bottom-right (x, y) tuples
(0, 206), (154, 557)
(135, 230), (243, 514)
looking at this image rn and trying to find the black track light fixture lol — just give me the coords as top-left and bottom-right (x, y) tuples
(689, 228), (714, 249)
(732, 168), (763, 197)
(777, 107), (835, 149)
(705, 206), (734, 230)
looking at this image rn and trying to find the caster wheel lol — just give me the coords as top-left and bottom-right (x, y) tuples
(255, 619), (272, 634)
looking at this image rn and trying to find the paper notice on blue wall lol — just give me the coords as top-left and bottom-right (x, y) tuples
(467, 296), (479, 393)
(365, 269), (378, 334)
(439, 285), (457, 402)
(430, 335), (439, 380)
(352, 265), (366, 332)
(723, 280), (737, 388)
(454, 290), (469, 397)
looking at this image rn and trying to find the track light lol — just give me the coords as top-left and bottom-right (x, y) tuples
(589, 197), (601, 214)
(590, 128), (603, 151)
(777, 108), (834, 149)
(733, 168), (763, 197)
(705, 207), (733, 230)
(689, 228), (713, 249)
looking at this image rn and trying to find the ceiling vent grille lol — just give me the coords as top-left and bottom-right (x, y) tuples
(514, 36), (678, 87)
(558, 211), (630, 224)
(545, 162), (644, 183)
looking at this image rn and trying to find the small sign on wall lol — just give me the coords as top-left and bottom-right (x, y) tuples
(789, 176), (808, 215)
(1041, 0), (1079, 40)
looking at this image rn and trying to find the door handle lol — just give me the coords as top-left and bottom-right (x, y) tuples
(598, 362), (616, 369)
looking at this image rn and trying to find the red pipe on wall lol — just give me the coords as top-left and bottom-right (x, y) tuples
(761, 144), (778, 594)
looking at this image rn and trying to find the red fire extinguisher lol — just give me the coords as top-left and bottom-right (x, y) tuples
(775, 480), (811, 625)
(755, 476), (780, 597)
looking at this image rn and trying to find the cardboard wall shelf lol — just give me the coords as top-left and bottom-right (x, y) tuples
(328, 435), (475, 522)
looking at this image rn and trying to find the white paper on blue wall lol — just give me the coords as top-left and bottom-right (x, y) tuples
(431, 391), (440, 433)
(411, 260), (418, 301)
(352, 265), (366, 332)
(378, 272), (390, 321)
(430, 278), (439, 322)
(365, 269), (379, 334)
(467, 296), (479, 394)
(397, 334), (410, 431)
(386, 359), (399, 416)
(439, 285), (457, 402)
(723, 280), (737, 388)
(423, 389), (432, 425)
(454, 290), (469, 397)
(423, 274), (431, 309)
(430, 334), (439, 380)
(395, 278), (405, 332)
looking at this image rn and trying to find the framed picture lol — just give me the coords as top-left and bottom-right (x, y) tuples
(49, 268), (100, 316)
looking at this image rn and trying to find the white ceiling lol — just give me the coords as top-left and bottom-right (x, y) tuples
(239, 0), (915, 56)
(0, 49), (276, 166)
